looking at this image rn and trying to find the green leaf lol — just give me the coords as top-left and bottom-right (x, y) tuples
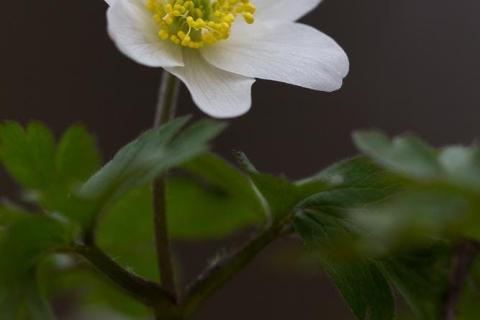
(293, 158), (400, 257)
(97, 154), (266, 279)
(349, 188), (480, 255)
(248, 156), (399, 223)
(354, 131), (480, 192)
(79, 117), (225, 210)
(0, 122), (103, 227)
(297, 157), (400, 209)
(0, 215), (69, 319)
(232, 151), (327, 221)
(0, 204), (30, 227)
(0, 122), (55, 190)
(438, 146), (480, 191)
(353, 131), (441, 179)
(324, 262), (394, 320)
(96, 153), (266, 283)
(249, 173), (301, 220)
(292, 158), (404, 319)
(169, 153), (266, 238)
(381, 246), (452, 320)
(55, 125), (101, 186)
(97, 187), (157, 281)
(52, 268), (149, 318)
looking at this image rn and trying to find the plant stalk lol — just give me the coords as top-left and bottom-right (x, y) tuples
(153, 71), (181, 301)
(181, 221), (294, 316)
(73, 245), (175, 307)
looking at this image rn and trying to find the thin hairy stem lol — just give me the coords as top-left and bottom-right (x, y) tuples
(153, 71), (181, 300)
(181, 221), (294, 316)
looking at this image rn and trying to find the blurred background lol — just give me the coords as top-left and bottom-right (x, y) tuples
(2, 0), (480, 319)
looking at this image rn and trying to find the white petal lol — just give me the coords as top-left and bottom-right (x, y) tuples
(201, 21), (349, 92)
(104, 0), (115, 5)
(166, 50), (255, 119)
(107, 0), (183, 68)
(253, 0), (323, 22)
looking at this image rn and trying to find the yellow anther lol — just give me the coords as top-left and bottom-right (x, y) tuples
(146, 0), (256, 49)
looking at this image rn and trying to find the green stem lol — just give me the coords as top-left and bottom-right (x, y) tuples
(154, 71), (181, 127)
(181, 221), (294, 316)
(73, 245), (175, 307)
(153, 71), (181, 300)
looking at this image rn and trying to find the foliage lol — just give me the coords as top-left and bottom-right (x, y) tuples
(2, 121), (480, 320)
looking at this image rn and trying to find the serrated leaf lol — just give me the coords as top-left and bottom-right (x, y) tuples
(297, 157), (399, 210)
(0, 122), (55, 190)
(55, 125), (101, 186)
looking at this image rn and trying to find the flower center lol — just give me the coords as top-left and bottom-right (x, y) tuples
(146, 0), (256, 49)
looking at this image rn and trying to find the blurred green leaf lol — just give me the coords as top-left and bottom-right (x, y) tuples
(350, 190), (477, 255)
(457, 257), (480, 320)
(438, 146), (480, 191)
(380, 246), (452, 320)
(53, 268), (149, 318)
(354, 131), (441, 179)
(55, 125), (101, 187)
(0, 215), (69, 319)
(97, 187), (157, 281)
(0, 122), (55, 190)
(354, 131), (480, 192)
(0, 122), (101, 227)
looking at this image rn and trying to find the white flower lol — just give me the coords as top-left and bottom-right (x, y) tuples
(105, 0), (349, 118)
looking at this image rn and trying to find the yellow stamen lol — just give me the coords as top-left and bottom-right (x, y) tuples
(146, 0), (256, 49)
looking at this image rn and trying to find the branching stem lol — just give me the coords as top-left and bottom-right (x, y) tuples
(153, 71), (181, 301)
(182, 221), (294, 316)
(72, 245), (175, 307)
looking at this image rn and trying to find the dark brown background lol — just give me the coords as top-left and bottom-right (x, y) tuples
(2, 0), (480, 319)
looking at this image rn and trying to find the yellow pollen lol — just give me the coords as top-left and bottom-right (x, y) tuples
(146, 0), (256, 49)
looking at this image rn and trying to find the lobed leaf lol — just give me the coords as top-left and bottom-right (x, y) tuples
(79, 117), (225, 211)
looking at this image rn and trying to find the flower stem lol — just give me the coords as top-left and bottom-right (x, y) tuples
(154, 70), (181, 127)
(153, 71), (181, 300)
